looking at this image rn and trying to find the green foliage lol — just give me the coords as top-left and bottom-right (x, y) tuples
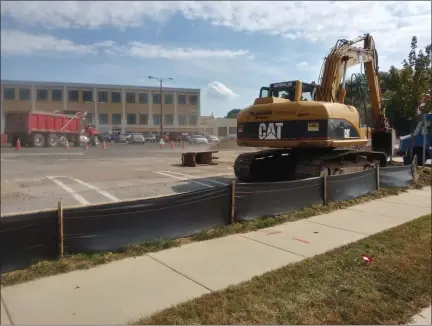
(225, 108), (241, 118)
(383, 37), (431, 119)
(345, 36), (431, 131)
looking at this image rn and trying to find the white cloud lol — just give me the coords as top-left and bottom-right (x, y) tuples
(0, 29), (96, 55)
(0, 29), (249, 60)
(296, 61), (308, 68)
(1, 1), (430, 54)
(204, 81), (238, 100)
(128, 42), (249, 59)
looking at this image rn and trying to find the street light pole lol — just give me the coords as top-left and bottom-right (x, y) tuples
(148, 76), (173, 138)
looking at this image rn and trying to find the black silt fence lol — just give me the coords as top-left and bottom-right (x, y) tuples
(327, 169), (377, 202)
(63, 185), (231, 254)
(0, 210), (58, 273)
(234, 177), (323, 221)
(379, 164), (413, 188)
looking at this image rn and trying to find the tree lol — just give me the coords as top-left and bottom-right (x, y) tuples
(384, 37), (431, 119)
(225, 109), (241, 119)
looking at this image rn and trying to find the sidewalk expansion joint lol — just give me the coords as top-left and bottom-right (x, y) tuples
(240, 235), (308, 258)
(145, 254), (213, 293)
(1, 294), (14, 325)
(378, 199), (431, 208)
(304, 220), (370, 236)
(346, 208), (414, 220)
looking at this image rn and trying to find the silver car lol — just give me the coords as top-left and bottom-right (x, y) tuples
(129, 133), (145, 144)
(191, 135), (209, 144)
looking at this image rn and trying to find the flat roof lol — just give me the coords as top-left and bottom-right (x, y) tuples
(1, 79), (201, 93)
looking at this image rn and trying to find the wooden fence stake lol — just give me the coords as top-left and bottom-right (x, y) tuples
(231, 181), (236, 224)
(323, 175), (328, 205)
(375, 165), (380, 191)
(58, 201), (64, 258)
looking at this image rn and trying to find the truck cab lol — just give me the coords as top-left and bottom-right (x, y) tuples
(397, 113), (432, 165)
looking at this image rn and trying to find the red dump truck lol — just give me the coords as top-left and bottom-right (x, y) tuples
(5, 111), (101, 147)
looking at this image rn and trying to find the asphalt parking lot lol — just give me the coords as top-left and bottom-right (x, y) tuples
(1, 142), (251, 215)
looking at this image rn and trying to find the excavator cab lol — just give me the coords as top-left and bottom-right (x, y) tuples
(259, 80), (316, 101)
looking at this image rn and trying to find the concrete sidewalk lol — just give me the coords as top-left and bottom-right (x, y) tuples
(409, 306), (432, 325)
(1, 187), (431, 325)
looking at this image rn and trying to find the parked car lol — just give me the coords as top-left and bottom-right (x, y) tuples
(128, 133), (145, 144)
(206, 135), (220, 144)
(144, 134), (157, 143)
(190, 135), (209, 145)
(114, 134), (127, 143)
(102, 134), (112, 142)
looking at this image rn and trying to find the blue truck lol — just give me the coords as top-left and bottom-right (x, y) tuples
(396, 113), (432, 165)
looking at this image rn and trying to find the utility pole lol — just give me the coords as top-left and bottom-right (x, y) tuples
(148, 76), (173, 137)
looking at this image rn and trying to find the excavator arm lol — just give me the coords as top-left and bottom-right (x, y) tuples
(315, 33), (394, 155)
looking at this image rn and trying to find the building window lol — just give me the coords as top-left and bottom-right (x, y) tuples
(82, 90), (93, 102)
(37, 89), (48, 101)
(19, 88), (30, 101)
(177, 94), (186, 105)
(229, 127), (237, 134)
(127, 113), (136, 125)
(189, 95), (198, 105)
(164, 94), (173, 104)
(68, 90), (79, 102)
(165, 114), (174, 125)
(178, 115), (187, 125)
(99, 113), (109, 124)
(52, 89), (62, 101)
(3, 88), (15, 100)
(153, 114), (161, 125)
(152, 94), (161, 104)
(98, 91), (108, 103)
(111, 91), (121, 103)
(139, 114), (148, 125)
(112, 113), (122, 125)
(139, 93), (148, 104)
(189, 115), (198, 125)
(126, 92), (136, 104)
(86, 113), (94, 124)
(64, 110), (78, 115)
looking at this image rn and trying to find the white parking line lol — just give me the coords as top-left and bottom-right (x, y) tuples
(47, 176), (90, 205)
(162, 171), (229, 186)
(67, 176), (120, 202)
(2, 153), (84, 157)
(154, 171), (214, 188)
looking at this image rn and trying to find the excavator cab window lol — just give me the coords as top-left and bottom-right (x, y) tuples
(266, 81), (316, 102)
(259, 87), (269, 98)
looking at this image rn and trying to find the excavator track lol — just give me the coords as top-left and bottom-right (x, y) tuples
(234, 148), (388, 182)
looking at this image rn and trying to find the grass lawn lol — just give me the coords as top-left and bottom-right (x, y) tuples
(1, 167), (430, 287)
(136, 214), (432, 325)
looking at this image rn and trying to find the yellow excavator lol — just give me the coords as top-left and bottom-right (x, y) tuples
(234, 33), (396, 182)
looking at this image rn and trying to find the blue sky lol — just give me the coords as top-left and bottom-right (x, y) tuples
(1, 1), (431, 117)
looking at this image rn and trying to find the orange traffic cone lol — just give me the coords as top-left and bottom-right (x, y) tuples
(102, 141), (107, 150)
(84, 141), (89, 150)
(15, 138), (21, 151)
(170, 141), (174, 149)
(65, 141), (69, 151)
